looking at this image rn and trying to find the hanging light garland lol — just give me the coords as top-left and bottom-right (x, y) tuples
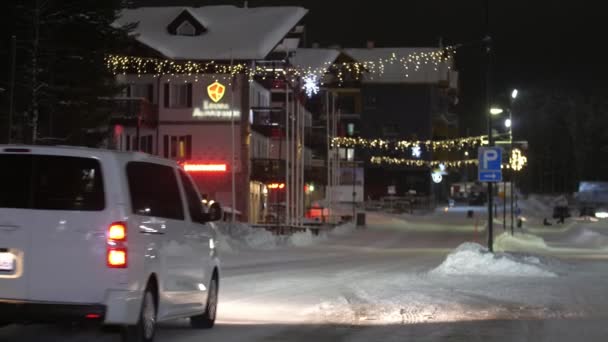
(371, 151), (528, 172)
(104, 47), (455, 83)
(333, 135), (488, 152)
(371, 156), (479, 168)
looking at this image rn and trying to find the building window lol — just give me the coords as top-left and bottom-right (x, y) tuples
(139, 135), (154, 154)
(176, 21), (196, 36)
(165, 83), (192, 108)
(129, 84), (154, 103)
(339, 148), (355, 161)
(339, 148), (346, 160)
(166, 135), (192, 160)
(382, 124), (399, 137)
(346, 148), (355, 162)
(347, 123), (355, 136)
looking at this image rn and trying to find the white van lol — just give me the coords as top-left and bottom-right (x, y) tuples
(0, 145), (221, 342)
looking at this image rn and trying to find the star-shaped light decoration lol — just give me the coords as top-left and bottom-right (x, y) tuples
(302, 75), (320, 98)
(411, 145), (422, 158)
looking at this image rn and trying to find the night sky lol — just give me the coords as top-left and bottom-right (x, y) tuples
(136, 0), (605, 133)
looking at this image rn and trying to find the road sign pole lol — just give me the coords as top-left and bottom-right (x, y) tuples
(484, 7), (494, 252)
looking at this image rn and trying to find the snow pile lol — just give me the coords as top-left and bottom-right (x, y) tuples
(211, 221), (356, 252)
(289, 230), (327, 247)
(494, 232), (549, 252)
(329, 222), (356, 236)
(563, 228), (608, 249)
(430, 243), (557, 277)
(210, 222), (282, 252)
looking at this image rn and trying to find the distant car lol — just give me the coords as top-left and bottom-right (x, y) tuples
(0, 145), (222, 342)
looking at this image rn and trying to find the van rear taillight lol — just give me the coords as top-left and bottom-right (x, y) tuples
(107, 248), (127, 268)
(108, 222), (127, 242)
(107, 222), (127, 268)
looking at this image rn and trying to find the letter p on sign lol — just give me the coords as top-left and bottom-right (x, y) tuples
(483, 150), (498, 169)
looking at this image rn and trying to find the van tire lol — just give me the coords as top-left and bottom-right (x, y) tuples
(190, 273), (218, 329)
(122, 285), (157, 342)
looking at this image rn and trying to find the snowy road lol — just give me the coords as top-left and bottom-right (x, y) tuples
(2, 210), (608, 341)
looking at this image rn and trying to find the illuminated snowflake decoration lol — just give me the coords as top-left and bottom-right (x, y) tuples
(302, 75), (320, 98)
(510, 148), (528, 171)
(411, 145), (422, 158)
(431, 172), (443, 184)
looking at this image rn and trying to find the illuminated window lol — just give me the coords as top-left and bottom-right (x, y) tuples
(347, 123), (355, 136)
(346, 148), (355, 161)
(165, 135), (191, 160)
(339, 148), (355, 161)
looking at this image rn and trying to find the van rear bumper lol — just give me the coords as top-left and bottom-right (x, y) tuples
(0, 299), (106, 323)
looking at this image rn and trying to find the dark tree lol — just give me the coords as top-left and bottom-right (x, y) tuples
(0, 0), (135, 145)
(516, 86), (608, 194)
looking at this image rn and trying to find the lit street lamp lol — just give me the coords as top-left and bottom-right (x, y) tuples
(490, 107), (504, 115)
(511, 89), (519, 100)
(505, 118), (512, 128)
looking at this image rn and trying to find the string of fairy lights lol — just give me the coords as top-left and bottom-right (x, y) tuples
(332, 135), (488, 151)
(105, 47), (455, 84)
(105, 48), (528, 173)
(370, 148), (528, 172)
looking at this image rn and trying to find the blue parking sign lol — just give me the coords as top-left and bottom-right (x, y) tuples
(478, 147), (502, 182)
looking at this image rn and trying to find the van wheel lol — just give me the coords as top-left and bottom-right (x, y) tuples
(190, 274), (218, 329)
(122, 286), (157, 342)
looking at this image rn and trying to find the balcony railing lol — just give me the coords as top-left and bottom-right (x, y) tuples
(108, 98), (158, 128)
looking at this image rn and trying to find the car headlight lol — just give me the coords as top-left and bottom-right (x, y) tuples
(595, 212), (608, 219)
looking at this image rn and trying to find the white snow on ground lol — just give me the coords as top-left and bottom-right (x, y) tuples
(430, 242), (557, 277)
(210, 221), (355, 252)
(494, 232), (550, 252)
(210, 222), (282, 252)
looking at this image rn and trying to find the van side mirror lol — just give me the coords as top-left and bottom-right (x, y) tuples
(205, 202), (223, 222)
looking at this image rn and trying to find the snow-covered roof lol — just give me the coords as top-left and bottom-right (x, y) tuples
(344, 48), (455, 84)
(289, 48), (341, 72)
(115, 6), (308, 60)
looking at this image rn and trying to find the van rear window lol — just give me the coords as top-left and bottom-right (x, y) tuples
(0, 154), (105, 211)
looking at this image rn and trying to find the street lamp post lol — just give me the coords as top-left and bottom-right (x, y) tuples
(509, 89), (518, 235)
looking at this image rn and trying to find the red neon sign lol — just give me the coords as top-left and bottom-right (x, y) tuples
(268, 183), (285, 190)
(183, 163), (228, 172)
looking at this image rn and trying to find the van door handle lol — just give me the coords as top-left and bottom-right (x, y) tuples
(139, 225), (165, 235)
(0, 225), (19, 231)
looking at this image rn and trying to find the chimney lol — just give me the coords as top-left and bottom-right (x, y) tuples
(312, 42), (320, 48)
(367, 41), (375, 49)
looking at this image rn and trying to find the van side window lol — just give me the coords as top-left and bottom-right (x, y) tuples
(126, 162), (184, 220)
(178, 170), (205, 224)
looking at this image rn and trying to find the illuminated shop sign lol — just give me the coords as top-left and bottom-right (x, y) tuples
(192, 81), (241, 120)
(207, 81), (226, 103)
(268, 183), (285, 190)
(183, 163), (228, 172)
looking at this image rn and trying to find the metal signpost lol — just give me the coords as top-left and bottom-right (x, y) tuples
(479, 147), (502, 251)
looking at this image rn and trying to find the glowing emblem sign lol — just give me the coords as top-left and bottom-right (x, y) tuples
(193, 80), (240, 120)
(207, 81), (226, 103)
